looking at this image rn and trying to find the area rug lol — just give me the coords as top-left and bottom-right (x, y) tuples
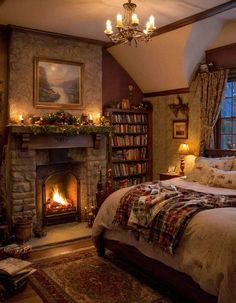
(29, 247), (180, 303)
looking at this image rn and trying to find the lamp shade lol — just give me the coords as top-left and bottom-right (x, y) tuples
(178, 143), (190, 155)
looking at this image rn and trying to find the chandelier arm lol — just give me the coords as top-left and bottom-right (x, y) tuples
(104, 0), (156, 46)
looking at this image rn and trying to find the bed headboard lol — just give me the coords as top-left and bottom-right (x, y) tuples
(205, 149), (236, 158)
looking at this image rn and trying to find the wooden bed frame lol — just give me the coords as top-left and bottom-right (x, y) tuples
(95, 149), (236, 303)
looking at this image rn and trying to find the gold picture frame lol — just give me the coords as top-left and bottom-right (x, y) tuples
(173, 120), (188, 139)
(34, 57), (84, 109)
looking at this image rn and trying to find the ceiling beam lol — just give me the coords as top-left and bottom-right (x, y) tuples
(153, 0), (236, 37)
(143, 87), (190, 98)
(0, 24), (108, 46)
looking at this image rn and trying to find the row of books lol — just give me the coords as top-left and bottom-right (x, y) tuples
(111, 114), (148, 123)
(112, 148), (147, 161)
(112, 135), (148, 146)
(113, 176), (147, 189)
(113, 163), (147, 177)
(114, 124), (148, 133)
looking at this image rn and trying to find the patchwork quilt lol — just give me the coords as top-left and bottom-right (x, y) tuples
(113, 182), (236, 254)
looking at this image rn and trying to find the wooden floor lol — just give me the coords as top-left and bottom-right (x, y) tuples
(4, 238), (94, 303)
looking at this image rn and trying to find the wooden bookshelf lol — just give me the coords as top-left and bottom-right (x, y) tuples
(104, 106), (152, 189)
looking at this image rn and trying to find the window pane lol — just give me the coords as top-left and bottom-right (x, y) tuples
(233, 82), (236, 96)
(225, 82), (232, 97)
(221, 119), (232, 134)
(217, 80), (236, 149)
(221, 98), (232, 117)
(233, 120), (236, 134)
(221, 135), (231, 149)
(233, 98), (236, 116)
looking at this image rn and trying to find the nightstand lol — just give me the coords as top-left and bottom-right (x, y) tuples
(159, 173), (181, 181)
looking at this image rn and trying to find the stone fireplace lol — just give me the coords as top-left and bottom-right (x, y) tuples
(1, 126), (108, 237)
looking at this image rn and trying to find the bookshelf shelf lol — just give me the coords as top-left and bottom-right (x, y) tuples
(112, 159), (149, 163)
(104, 106), (152, 189)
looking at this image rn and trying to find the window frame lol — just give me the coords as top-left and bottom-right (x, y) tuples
(215, 72), (236, 149)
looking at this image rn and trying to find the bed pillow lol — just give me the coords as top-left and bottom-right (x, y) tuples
(186, 164), (215, 185)
(210, 169), (236, 189)
(195, 156), (235, 171)
(231, 158), (236, 171)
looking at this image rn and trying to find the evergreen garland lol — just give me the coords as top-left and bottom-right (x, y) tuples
(13, 111), (113, 136)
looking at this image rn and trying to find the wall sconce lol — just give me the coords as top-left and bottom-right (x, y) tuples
(169, 95), (189, 118)
(178, 143), (190, 176)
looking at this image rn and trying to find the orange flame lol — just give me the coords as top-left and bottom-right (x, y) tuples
(52, 186), (68, 205)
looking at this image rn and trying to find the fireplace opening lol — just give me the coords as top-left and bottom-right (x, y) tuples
(43, 171), (80, 225)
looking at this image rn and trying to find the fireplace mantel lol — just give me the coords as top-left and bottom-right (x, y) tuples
(7, 125), (113, 150)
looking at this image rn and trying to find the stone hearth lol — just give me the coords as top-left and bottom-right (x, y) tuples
(1, 126), (108, 236)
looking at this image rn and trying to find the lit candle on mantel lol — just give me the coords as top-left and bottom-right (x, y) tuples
(131, 14), (139, 25)
(96, 113), (101, 125)
(116, 14), (123, 28)
(146, 21), (151, 32)
(89, 114), (93, 124)
(19, 115), (24, 124)
(104, 20), (113, 35)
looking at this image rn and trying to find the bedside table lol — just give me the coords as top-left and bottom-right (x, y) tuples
(159, 173), (181, 181)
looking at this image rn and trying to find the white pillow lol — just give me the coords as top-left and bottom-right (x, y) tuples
(210, 168), (236, 189)
(195, 156), (235, 171)
(186, 164), (215, 185)
(231, 158), (236, 171)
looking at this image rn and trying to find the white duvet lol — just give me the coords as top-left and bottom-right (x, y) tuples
(92, 178), (236, 303)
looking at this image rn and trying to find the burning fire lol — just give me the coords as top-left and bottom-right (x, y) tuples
(52, 186), (68, 205)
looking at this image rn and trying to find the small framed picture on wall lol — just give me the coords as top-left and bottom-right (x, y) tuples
(173, 120), (188, 139)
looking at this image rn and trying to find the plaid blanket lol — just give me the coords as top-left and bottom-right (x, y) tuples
(113, 182), (236, 254)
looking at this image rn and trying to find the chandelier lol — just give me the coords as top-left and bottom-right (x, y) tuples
(104, 0), (156, 46)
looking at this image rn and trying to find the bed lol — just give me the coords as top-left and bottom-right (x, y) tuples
(92, 150), (236, 303)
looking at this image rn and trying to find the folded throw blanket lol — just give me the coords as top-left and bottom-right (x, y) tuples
(113, 182), (236, 254)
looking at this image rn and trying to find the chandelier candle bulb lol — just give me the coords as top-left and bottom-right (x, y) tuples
(116, 14), (123, 27)
(105, 20), (113, 35)
(131, 13), (139, 25)
(149, 16), (155, 29)
(146, 21), (151, 31)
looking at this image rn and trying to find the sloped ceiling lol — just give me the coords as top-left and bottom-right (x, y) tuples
(108, 14), (236, 93)
(0, 1), (235, 93)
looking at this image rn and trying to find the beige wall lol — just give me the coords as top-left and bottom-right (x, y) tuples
(209, 20), (236, 49)
(145, 75), (202, 179)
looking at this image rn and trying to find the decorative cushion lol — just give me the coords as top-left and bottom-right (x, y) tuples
(195, 156), (235, 171)
(231, 158), (236, 171)
(186, 164), (215, 185)
(210, 169), (236, 189)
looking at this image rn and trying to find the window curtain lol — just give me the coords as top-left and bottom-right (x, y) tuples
(199, 69), (229, 155)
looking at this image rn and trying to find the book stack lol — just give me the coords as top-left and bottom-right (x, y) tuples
(0, 257), (36, 300)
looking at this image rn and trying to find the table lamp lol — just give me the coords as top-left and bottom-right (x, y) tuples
(178, 143), (190, 176)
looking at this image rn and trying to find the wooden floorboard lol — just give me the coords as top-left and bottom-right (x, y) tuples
(4, 238), (94, 303)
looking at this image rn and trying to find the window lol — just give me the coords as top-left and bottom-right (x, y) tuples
(216, 80), (236, 149)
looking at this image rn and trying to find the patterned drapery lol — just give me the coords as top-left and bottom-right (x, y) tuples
(199, 69), (229, 155)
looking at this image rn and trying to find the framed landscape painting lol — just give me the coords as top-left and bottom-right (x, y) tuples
(34, 58), (84, 109)
(173, 120), (188, 139)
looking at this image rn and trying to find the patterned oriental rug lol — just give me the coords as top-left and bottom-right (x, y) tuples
(29, 247), (181, 303)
